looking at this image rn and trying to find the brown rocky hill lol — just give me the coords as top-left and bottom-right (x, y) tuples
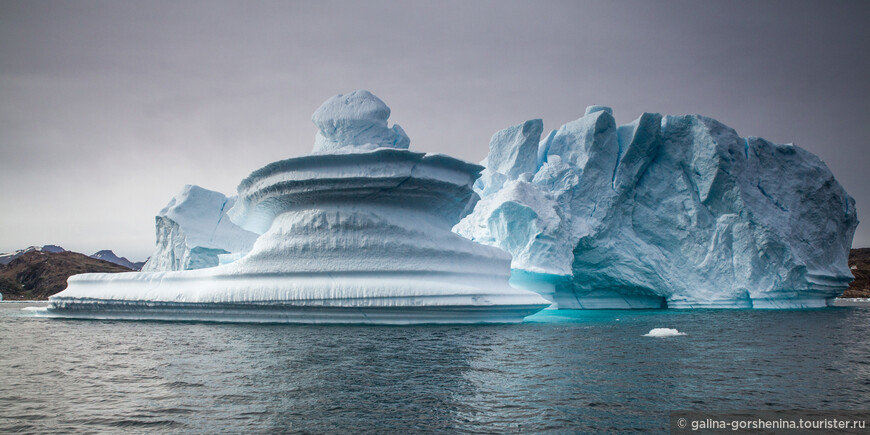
(0, 251), (133, 300)
(842, 248), (870, 298)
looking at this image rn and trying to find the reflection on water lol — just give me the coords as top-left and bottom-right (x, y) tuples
(2, 304), (870, 433)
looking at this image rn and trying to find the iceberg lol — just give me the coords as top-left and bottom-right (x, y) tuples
(644, 328), (686, 337)
(455, 107), (858, 309)
(141, 185), (258, 271)
(42, 91), (549, 324)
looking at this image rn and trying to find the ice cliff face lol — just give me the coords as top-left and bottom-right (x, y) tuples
(141, 185), (258, 272)
(455, 107), (858, 308)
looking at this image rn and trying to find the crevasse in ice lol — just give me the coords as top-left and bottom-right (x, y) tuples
(45, 91), (550, 323)
(454, 107), (858, 309)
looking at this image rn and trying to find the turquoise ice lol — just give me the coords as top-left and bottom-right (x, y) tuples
(455, 107), (857, 309)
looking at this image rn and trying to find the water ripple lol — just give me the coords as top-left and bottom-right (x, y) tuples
(3, 304), (870, 433)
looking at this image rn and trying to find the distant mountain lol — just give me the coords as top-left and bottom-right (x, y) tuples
(0, 251), (133, 300)
(0, 245), (66, 265)
(90, 250), (146, 271)
(841, 248), (870, 298)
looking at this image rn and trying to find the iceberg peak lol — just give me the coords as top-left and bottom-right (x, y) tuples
(584, 105), (613, 116)
(311, 90), (410, 153)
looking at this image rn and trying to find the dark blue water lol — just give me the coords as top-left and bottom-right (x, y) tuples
(2, 303), (870, 433)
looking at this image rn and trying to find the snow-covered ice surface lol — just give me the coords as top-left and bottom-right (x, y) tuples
(44, 91), (549, 324)
(455, 107), (857, 309)
(141, 185), (258, 271)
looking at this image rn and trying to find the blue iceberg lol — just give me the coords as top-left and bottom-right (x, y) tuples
(455, 107), (858, 309)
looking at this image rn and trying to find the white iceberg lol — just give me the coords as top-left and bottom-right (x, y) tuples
(456, 107), (858, 309)
(43, 91), (550, 324)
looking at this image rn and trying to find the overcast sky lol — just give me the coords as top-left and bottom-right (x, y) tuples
(1, 0), (868, 260)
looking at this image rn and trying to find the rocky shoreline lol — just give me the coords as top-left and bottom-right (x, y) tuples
(0, 251), (132, 300)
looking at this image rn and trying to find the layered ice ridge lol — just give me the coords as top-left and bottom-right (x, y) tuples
(455, 107), (858, 309)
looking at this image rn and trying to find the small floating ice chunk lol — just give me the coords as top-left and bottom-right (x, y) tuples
(643, 328), (686, 337)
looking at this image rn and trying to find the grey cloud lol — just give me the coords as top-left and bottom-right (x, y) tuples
(0, 0), (867, 259)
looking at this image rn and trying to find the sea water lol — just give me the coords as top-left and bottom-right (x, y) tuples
(2, 303), (870, 433)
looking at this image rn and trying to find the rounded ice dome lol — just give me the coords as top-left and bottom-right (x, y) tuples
(311, 90), (410, 153)
(312, 90), (391, 133)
